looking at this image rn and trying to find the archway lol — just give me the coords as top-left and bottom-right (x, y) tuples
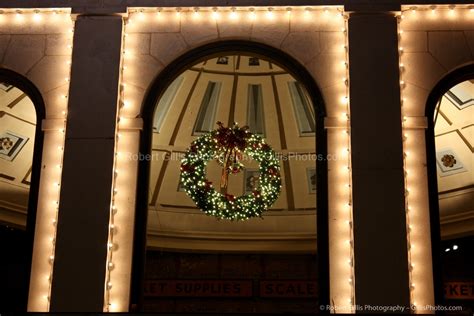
(425, 64), (474, 310)
(133, 41), (328, 313)
(0, 68), (45, 311)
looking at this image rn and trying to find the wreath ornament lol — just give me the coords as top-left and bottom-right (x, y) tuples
(180, 122), (281, 221)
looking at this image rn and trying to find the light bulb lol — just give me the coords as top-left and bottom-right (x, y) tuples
(266, 8), (274, 20)
(230, 8), (237, 20)
(212, 8), (219, 20)
(33, 10), (42, 22)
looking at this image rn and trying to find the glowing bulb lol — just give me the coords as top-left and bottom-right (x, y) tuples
(266, 8), (274, 20)
(303, 7), (310, 19)
(230, 8), (237, 20)
(212, 8), (219, 20)
(15, 10), (24, 22)
(249, 9), (256, 20)
(193, 8), (200, 19)
(33, 10), (42, 22)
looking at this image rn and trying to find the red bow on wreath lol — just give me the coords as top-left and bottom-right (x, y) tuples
(214, 122), (250, 193)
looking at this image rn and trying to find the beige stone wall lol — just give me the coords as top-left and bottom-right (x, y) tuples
(399, 6), (474, 312)
(0, 13), (74, 118)
(121, 9), (347, 119)
(117, 7), (354, 313)
(400, 6), (474, 251)
(0, 10), (74, 312)
(0, 13), (73, 228)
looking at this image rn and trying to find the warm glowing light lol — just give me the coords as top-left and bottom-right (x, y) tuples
(303, 7), (311, 19)
(266, 8), (274, 20)
(248, 8), (256, 21)
(212, 8), (219, 20)
(156, 8), (162, 18)
(33, 10), (42, 22)
(15, 10), (24, 22)
(115, 6), (353, 313)
(230, 8), (238, 20)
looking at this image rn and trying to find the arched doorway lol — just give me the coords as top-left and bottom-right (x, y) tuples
(426, 65), (474, 312)
(133, 41), (328, 313)
(0, 69), (45, 311)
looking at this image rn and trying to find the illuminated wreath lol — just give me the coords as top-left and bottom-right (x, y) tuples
(180, 122), (281, 221)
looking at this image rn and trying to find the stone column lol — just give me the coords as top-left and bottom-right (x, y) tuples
(348, 9), (411, 311)
(49, 15), (122, 312)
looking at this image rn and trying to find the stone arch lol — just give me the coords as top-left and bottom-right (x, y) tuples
(132, 39), (330, 310)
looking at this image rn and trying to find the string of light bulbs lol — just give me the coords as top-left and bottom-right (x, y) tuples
(106, 6), (354, 312)
(395, 5), (467, 312)
(343, 14), (356, 313)
(125, 6), (345, 23)
(2, 9), (77, 312)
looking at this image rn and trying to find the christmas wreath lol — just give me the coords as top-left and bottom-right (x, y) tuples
(180, 122), (281, 221)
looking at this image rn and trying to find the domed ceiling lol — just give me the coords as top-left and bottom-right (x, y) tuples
(0, 83), (36, 227)
(434, 79), (474, 238)
(147, 54), (318, 252)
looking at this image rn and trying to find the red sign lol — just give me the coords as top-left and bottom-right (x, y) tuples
(144, 280), (253, 297)
(260, 280), (318, 298)
(444, 282), (474, 300)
